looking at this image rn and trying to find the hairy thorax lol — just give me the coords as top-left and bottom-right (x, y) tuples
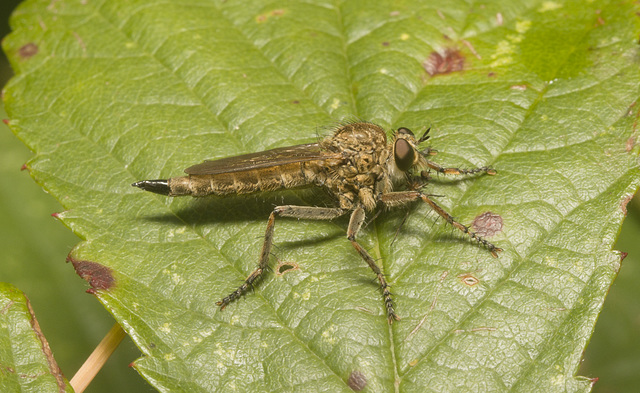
(311, 122), (392, 211)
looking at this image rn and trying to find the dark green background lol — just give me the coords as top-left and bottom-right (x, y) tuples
(0, 1), (637, 392)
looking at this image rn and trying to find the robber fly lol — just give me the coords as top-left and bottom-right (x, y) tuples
(133, 121), (501, 322)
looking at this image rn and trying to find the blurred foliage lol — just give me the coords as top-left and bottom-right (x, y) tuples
(0, 103), (152, 392)
(580, 200), (640, 392)
(0, 283), (74, 393)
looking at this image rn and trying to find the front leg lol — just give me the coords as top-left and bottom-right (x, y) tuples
(425, 160), (496, 176)
(379, 191), (502, 257)
(347, 207), (400, 323)
(216, 206), (346, 310)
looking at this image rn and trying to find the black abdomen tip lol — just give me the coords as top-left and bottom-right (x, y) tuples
(132, 180), (171, 196)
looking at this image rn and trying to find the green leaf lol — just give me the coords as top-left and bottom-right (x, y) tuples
(2, 0), (639, 392)
(0, 283), (73, 393)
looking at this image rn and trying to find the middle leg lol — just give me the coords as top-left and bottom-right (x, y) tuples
(347, 207), (400, 323)
(216, 205), (347, 310)
(425, 160), (497, 176)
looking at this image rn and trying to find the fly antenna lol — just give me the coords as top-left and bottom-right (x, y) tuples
(418, 128), (431, 143)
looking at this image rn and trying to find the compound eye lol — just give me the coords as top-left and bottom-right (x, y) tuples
(394, 138), (415, 172)
(396, 127), (414, 136)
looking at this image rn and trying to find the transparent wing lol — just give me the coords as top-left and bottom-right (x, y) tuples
(184, 143), (339, 175)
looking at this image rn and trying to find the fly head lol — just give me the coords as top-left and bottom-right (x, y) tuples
(392, 127), (429, 174)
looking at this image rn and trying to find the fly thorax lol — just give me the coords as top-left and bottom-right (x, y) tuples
(337, 190), (357, 210)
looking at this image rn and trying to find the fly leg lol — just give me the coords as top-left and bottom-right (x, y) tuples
(347, 207), (400, 323)
(216, 206), (346, 310)
(424, 160), (496, 176)
(379, 191), (502, 257)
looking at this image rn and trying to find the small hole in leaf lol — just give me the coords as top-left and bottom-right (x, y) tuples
(458, 273), (480, 287)
(276, 261), (299, 276)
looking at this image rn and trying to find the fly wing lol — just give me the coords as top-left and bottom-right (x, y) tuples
(184, 143), (339, 175)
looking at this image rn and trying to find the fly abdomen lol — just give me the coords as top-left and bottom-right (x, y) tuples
(142, 162), (317, 197)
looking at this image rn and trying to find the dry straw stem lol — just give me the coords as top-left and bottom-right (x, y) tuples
(70, 323), (126, 393)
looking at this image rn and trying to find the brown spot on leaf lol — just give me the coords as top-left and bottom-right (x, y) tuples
(423, 48), (465, 76)
(620, 251), (628, 262)
(626, 136), (635, 152)
(20, 163), (28, 171)
(472, 212), (503, 237)
(2, 119), (8, 125)
(67, 255), (115, 290)
(256, 9), (285, 23)
(348, 370), (367, 391)
(382, 41), (390, 46)
(19, 43), (38, 59)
